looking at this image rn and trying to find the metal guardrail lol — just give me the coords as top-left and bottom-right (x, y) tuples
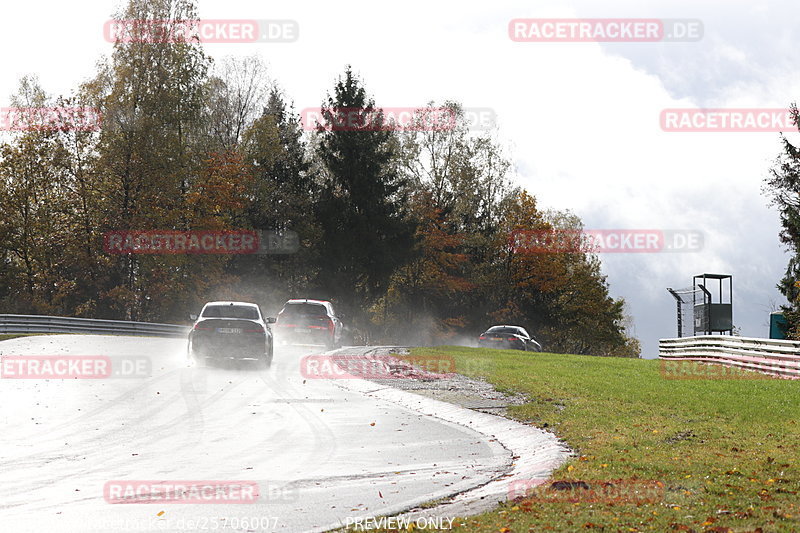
(0, 314), (190, 338)
(659, 335), (800, 378)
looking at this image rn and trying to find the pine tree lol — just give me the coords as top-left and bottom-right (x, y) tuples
(315, 66), (416, 333)
(765, 105), (800, 338)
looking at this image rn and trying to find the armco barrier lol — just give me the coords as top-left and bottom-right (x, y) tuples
(659, 335), (800, 378)
(0, 314), (190, 338)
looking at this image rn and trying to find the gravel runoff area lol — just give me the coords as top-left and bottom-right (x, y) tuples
(322, 346), (573, 519)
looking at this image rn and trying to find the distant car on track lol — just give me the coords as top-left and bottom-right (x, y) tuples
(188, 301), (274, 367)
(274, 299), (344, 350)
(478, 325), (542, 352)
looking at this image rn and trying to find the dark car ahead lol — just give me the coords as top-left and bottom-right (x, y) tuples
(274, 299), (344, 350)
(478, 325), (542, 352)
(188, 301), (274, 367)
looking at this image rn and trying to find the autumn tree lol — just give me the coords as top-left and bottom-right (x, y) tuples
(89, 0), (214, 320)
(203, 55), (271, 152)
(371, 191), (474, 343)
(399, 102), (516, 236)
(0, 77), (101, 315)
(490, 192), (639, 356)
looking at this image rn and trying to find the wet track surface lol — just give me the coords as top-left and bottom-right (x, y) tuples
(0, 335), (509, 532)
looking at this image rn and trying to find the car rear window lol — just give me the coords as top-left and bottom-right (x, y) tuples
(201, 305), (259, 319)
(281, 303), (328, 316)
(487, 326), (523, 335)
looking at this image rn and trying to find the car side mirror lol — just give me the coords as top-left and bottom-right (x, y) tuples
(189, 314), (197, 321)
(266, 317), (276, 324)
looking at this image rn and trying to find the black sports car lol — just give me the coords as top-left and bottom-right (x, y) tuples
(478, 325), (542, 352)
(188, 301), (274, 367)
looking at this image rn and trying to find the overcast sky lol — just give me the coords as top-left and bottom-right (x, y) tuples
(3, 0), (797, 357)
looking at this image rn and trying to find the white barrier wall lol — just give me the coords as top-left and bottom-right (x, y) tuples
(659, 335), (800, 379)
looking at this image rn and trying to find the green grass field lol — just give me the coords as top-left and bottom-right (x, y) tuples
(401, 347), (800, 532)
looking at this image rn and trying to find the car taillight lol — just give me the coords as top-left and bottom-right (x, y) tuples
(245, 328), (265, 333)
(327, 319), (334, 331)
(194, 324), (211, 331)
(479, 336), (486, 340)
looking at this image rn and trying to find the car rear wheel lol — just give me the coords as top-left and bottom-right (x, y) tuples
(262, 341), (273, 368)
(187, 341), (206, 367)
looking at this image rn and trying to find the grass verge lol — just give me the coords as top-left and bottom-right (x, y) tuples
(394, 346), (800, 532)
